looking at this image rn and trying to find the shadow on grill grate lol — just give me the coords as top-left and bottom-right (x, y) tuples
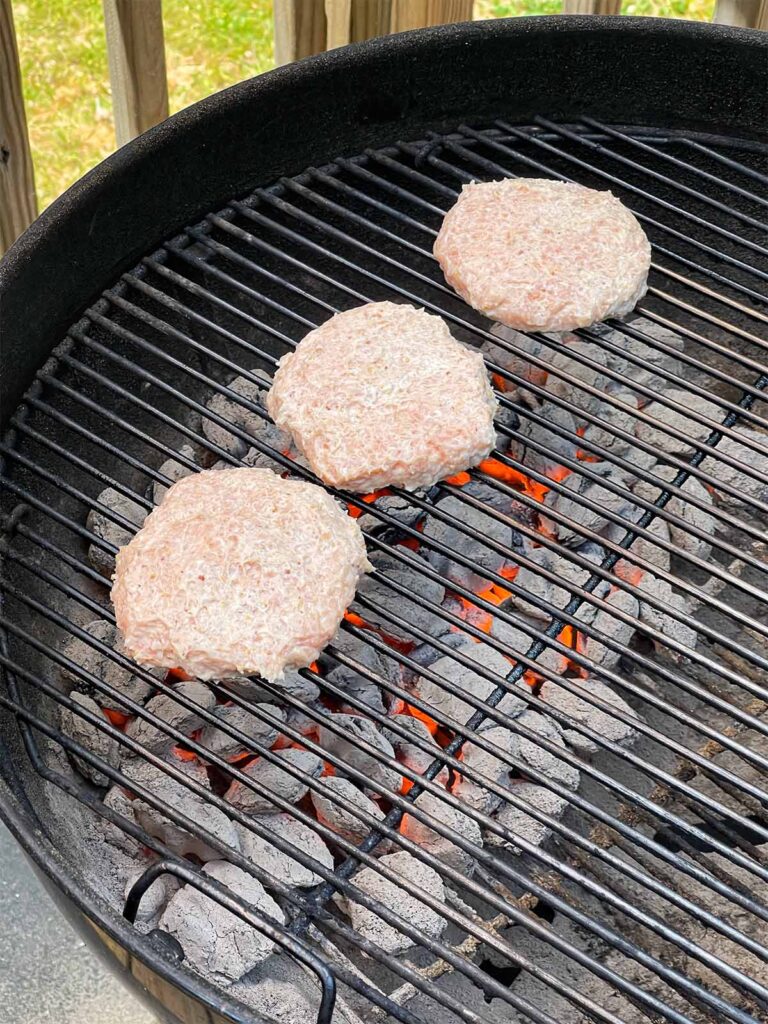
(1, 119), (768, 1024)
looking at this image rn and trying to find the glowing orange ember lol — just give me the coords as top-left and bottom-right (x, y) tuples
(397, 536), (421, 551)
(491, 372), (509, 392)
(172, 746), (197, 762)
(615, 560), (645, 587)
(453, 596), (493, 635)
(166, 667), (192, 682)
(343, 610), (415, 654)
(347, 488), (392, 518)
(344, 610), (368, 629)
(444, 471), (471, 486)
(478, 458), (550, 503)
(406, 703), (439, 736)
(103, 708), (130, 728)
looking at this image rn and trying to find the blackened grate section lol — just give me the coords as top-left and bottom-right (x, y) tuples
(1, 120), (768, 1024)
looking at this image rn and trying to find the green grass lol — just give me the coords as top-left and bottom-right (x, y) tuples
(14, 0), (714, 211)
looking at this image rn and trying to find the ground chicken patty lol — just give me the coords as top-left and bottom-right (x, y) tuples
(266, 302), (498, 492)
(434, 179), (651, 332)
(112, 468), (370, 681)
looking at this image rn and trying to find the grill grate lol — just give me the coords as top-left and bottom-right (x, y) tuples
(1, 119), (768, 1024)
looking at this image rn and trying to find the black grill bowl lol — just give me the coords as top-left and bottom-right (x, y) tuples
(1, 16), (768, 1024)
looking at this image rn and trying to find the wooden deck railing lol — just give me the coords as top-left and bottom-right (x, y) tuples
(1, 0), (765, 255)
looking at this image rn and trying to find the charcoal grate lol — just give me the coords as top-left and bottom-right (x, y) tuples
(1, 120), (768, 1024)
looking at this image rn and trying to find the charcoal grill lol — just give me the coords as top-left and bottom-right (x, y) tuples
(1, 15), (768, 1024)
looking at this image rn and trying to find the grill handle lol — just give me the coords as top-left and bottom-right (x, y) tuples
(124, 858), (337, 1024)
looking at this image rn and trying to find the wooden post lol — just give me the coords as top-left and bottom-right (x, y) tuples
(714, 0), (768, 27)
(390, 0), (474, 32)
(103, 0), (169, 148)
(349, 0), (392, 41)
(0, 0), (37, 255)
(273, 0), (327, 65)
(325, 0), (353, 48)
(562, 0), (622, 13)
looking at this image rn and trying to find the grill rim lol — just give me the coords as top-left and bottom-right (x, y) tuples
(1, 15), (767, 425)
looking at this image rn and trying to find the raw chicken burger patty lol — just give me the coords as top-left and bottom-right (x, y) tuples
(112, 468), (370, 681)
(266, 302), (498, 492)
(434, 179), (651, 332)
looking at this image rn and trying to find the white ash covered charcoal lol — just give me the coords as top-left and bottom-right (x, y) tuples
(310, 776), (386, 845)
(615, 314), (685, 353)
(356, 492), (425, 533)
(284, 703), (325, 740)
(512, 710), (581, 792)
(241, 434), (299, 476)
(101, 785), (143, 857)
(125, 868), (182, 927)
(589, 316), (685, 395)
(487, 781), (569, 852)
(509, 402), (580, 478)
(453, 725), (516, 814)
(202, 371), (278, 460)
(125, 680), (216, 754)
(492, 399), (522, 454)
(544, 341), (617, 416)
(635, 388), (723, 455)
(355, 552), (446, 644)
(224, 749), (323, 815)
(128, 761), (240, 861)
(237, 813), (334, 888)
(336, 676), (387, 717)
(323, 629), (398, 717)
(541, 462), (639, 545)
(197, 704), (286, 762)
(414, 639), (526, 731)
(59, 692), (123, 786)
(87, 487), (147, 578)
(632, 465), (717, 561)
(220, 669), (320, 706)
(700, 428), (768, 512)
(343, 851), (447, 955)
(423, 494), (522, 592)
(636, 574), (698, 654)
(481, 325), (558, 390)
(318, 714), (401, 797)
(577, 385), (650, 461)
(151, 444), (198, 505)
(384, 715), (450, 789)
(407, 630), (476, 676)
(403, 790), (483, 874)
(535, 677), (639, 755)
(61, 619), (156, 715)
(122, 753), (210, 794)
(582, 587), (640, 670)
(511, 544), (609, 625)
(611, 514), (671, 576)
(489, 611), (564, 675)
(461, 477), (535, 521)
(159, 860), (285, 986)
